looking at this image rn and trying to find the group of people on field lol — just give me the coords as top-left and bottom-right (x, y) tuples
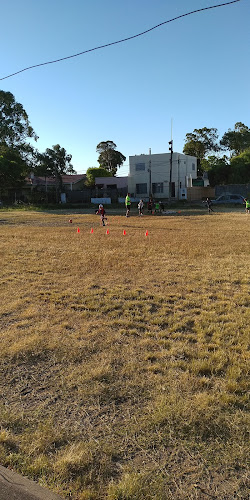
(204, 197), (250, 214)
(125, 194), (165, 217)
(95, 195), (250, 225)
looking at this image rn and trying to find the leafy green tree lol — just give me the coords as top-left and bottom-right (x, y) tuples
(85, 167), (112, 187)
(220, 122), (250, 156)
(207, 149), (250, 186)
(207, 156), (231, 187)
(36, 144), (75, 201)
(183, 127), (220, 175)
(0, 90), (38, 149)
(229, 148), (250, 183)
(0, 145), (28, 196)
(96, 141), (126, 176)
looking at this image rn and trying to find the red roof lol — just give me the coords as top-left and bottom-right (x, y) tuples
(61, 174), (86, 183)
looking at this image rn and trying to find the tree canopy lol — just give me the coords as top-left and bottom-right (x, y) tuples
(36, 144), (75, 200)
(183, 127), (220, 160)
(96, 141), (126, 176)
(207, 149), (250, 186)
(36, 144), (75, 178)
(0, 145), (29, 196)
(0, 91), (78, 202)
(220, 122), (250, 156)
(183, 122), (250, 186)
(230, 148), (250, 183)
(206, 156), (231, 187)
(0, 90), (38, 149)
(85, 167), (112, 187)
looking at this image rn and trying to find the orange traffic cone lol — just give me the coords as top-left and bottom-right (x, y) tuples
(77, 227), (80, 233)
(123, 230), (126, 236)
(145, 230), (149, 236)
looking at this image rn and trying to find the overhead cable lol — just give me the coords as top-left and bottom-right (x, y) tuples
(0, 0), (240, 81)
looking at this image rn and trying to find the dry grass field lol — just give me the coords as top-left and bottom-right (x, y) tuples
(0, 207), (249, 499)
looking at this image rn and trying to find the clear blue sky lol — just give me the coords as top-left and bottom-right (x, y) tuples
(1, 0), (249, 175)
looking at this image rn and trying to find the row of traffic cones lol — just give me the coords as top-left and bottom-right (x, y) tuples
(77, 227), (149, 236)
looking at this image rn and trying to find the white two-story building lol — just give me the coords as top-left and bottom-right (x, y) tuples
(128, 151), (197, 200)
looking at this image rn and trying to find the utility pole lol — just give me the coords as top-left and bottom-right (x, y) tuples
(148, 148), (152, 198)
(169, 139), (173, 200)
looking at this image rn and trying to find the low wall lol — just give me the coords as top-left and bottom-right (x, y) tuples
(187, 187), (215, 201)
(91, 197), (111, 205)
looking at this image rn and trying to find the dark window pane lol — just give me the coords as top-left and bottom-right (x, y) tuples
(136, 183), (147, 194)
(135, 163), (145, 171)
(152, 182), (163, 193)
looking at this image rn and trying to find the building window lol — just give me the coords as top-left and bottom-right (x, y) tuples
(180, 182), (182, 188)
(192, 163), (195, 171)
(135, 163), (145, 171)
(136, 183), (147, 194)
(152, 182), (163, 194)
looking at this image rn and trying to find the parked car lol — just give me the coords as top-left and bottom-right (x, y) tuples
(211, 194), (245, 204)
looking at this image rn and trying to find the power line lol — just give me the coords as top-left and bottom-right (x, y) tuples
(0, 0), (240, 81)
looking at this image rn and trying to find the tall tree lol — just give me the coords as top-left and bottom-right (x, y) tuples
(220, 122), (250, 156)
(207, 149), (250, 186)
(183, 127), (220, 175)
(0, 90), (38, 149)
(96, 141), (126, 176)
(206, 156), (231, 187)
(0, 145), (28, 196)
(36, 144), (75, 201)
(229, 148), (250, 183)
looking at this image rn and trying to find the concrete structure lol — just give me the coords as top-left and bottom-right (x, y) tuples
(0, 465), (63, 500)
(187, 186), (215, 201)
(128, 152), (197, 200)
(95, 176), (128, 191)
(95, 176), (128, 202)
(91, 197), (111, 205)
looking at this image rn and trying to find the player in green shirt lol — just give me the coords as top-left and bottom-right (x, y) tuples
(125, 193), (131, 217)
(244, 198), (250, 214)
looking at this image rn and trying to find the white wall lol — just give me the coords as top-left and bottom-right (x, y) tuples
(95, 176), (128, 189)
(128, 153), (197, 199)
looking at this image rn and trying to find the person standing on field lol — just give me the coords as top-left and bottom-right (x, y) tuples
(138, 199), (144, 216)
(155, 201), (160, 213)
(205, 197), (214, 214)
(125, 193), (131, 217)
(96, 204), (107, 226)
(147, 198), (153, 214)
(244, 197), (250, 214)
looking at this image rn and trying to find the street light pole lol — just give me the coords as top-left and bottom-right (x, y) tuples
(149, 147), (152, 198)
(169, 139), (173, 200)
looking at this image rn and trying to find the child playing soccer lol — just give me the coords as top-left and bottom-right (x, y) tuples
(138, 199), (144, 216)
(205, 197), (214, 213)
(244, 197), (250, 214)
(96, 204), (108, 226)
